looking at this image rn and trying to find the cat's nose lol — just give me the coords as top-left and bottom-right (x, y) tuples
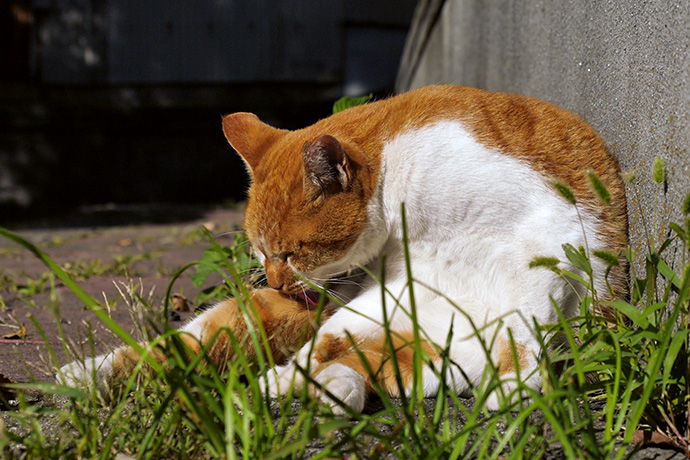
(266, 274), (284, 291)
(264, 262), (284, 290)
(267, 278), (284, 291)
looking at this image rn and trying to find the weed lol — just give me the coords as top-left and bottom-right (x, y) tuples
(0, 270), (54, 298)
(61, 253), (154, 281)
(191, 230), (263, 304)
(0, 271), (16, 293)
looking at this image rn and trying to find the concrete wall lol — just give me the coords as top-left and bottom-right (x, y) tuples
(397, 0), (690, 264)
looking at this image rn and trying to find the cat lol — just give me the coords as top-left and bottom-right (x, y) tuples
(58, 85), (628, 413)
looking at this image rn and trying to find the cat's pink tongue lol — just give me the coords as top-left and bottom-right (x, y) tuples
(294, 290), (322, 306)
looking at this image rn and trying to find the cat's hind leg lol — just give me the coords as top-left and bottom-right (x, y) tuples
(483, 333), (541, 411)
(57, 289), (322, 393)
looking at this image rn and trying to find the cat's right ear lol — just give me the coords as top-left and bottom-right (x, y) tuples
(222, 112), (285, 171)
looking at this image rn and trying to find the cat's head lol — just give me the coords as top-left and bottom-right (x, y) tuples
(222, 112), (381, 301)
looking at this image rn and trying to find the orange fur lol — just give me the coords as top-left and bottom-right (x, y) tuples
(108, 289), (326, 378)
(495, 338), (529, 377)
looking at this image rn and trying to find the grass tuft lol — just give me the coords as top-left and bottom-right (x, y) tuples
(551, 180), (577, 205)
(652, 156), (665, 184)
(586, 169), (611, 204)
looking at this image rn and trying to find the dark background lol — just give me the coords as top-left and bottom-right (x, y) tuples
(1, 0), (417, 223)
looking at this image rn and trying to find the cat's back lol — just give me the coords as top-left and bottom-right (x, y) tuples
(337, 85), (618, 176)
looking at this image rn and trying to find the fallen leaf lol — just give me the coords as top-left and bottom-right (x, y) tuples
(632, 429), (675, 446)
(2, 325), (26, 340)
(632, 429), (690, 456)
(201, 221), (217, 232)
(119, 238), (133, 247)
(171, 293), (190, 312)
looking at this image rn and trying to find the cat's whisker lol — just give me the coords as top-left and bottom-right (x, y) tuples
(306, 272), (367, 291)
(213, 230), (245, 239)
(303, 279), (325, 291)
(325, 289), (347, 304)
(311, 269), (365, 282)
(245, 275), (267, 288)
(319, 278), (365, 288)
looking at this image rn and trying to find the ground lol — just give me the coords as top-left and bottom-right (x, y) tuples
(0, 204), (244, 385)
(0, 204), (686, 459)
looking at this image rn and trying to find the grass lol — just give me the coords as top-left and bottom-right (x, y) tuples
(0, 251), (155, 303)
(0, 179), (687, 459)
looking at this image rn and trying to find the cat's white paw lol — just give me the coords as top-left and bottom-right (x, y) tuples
(56, 353), (114, 394)
(260, 363), (303, 397)
(313, 364), (366, 414)
(484, 386), (509, 411)
(484, 377), (533, 411)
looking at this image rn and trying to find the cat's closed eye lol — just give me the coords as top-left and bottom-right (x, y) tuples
(279, 252), (294, 263)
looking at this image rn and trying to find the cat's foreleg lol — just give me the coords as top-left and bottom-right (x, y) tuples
(262, 330), (444, 414)
(260, 289), (395, 409)
(262, 299), (446, 414)
(57, 289), (320, 393)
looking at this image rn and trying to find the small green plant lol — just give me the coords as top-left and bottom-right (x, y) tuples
(61, 253), (153, 281)
(332, 94), (373, 114)
(0, 270), (17, 294)
(191, 229), (263, 304)
(0, 271), (55, 298)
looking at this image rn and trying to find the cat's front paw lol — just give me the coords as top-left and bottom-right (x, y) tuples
(313, 364), (366, 414)
(484, 379), (531, 411)
(260, 362), (367, 414)
(56, 353), (114, 394)
(260, 363), (304, 397)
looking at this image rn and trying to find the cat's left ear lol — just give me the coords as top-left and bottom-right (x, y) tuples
(222, 112), (286, 171)
(302, 135), (352, 198)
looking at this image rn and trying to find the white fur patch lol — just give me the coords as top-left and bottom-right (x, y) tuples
(57, 352), (114, 394)
(314, 363), (367, 414)
(260, 362), (305, 397)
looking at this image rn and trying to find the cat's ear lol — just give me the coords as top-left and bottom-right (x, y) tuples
(222, 112), (285, 171)
(302, 135), (352, 198)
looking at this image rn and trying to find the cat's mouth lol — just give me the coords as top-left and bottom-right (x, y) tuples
(292, 289), (324, 306)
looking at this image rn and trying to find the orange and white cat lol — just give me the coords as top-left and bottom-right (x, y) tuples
(59, 85), (627, 413)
